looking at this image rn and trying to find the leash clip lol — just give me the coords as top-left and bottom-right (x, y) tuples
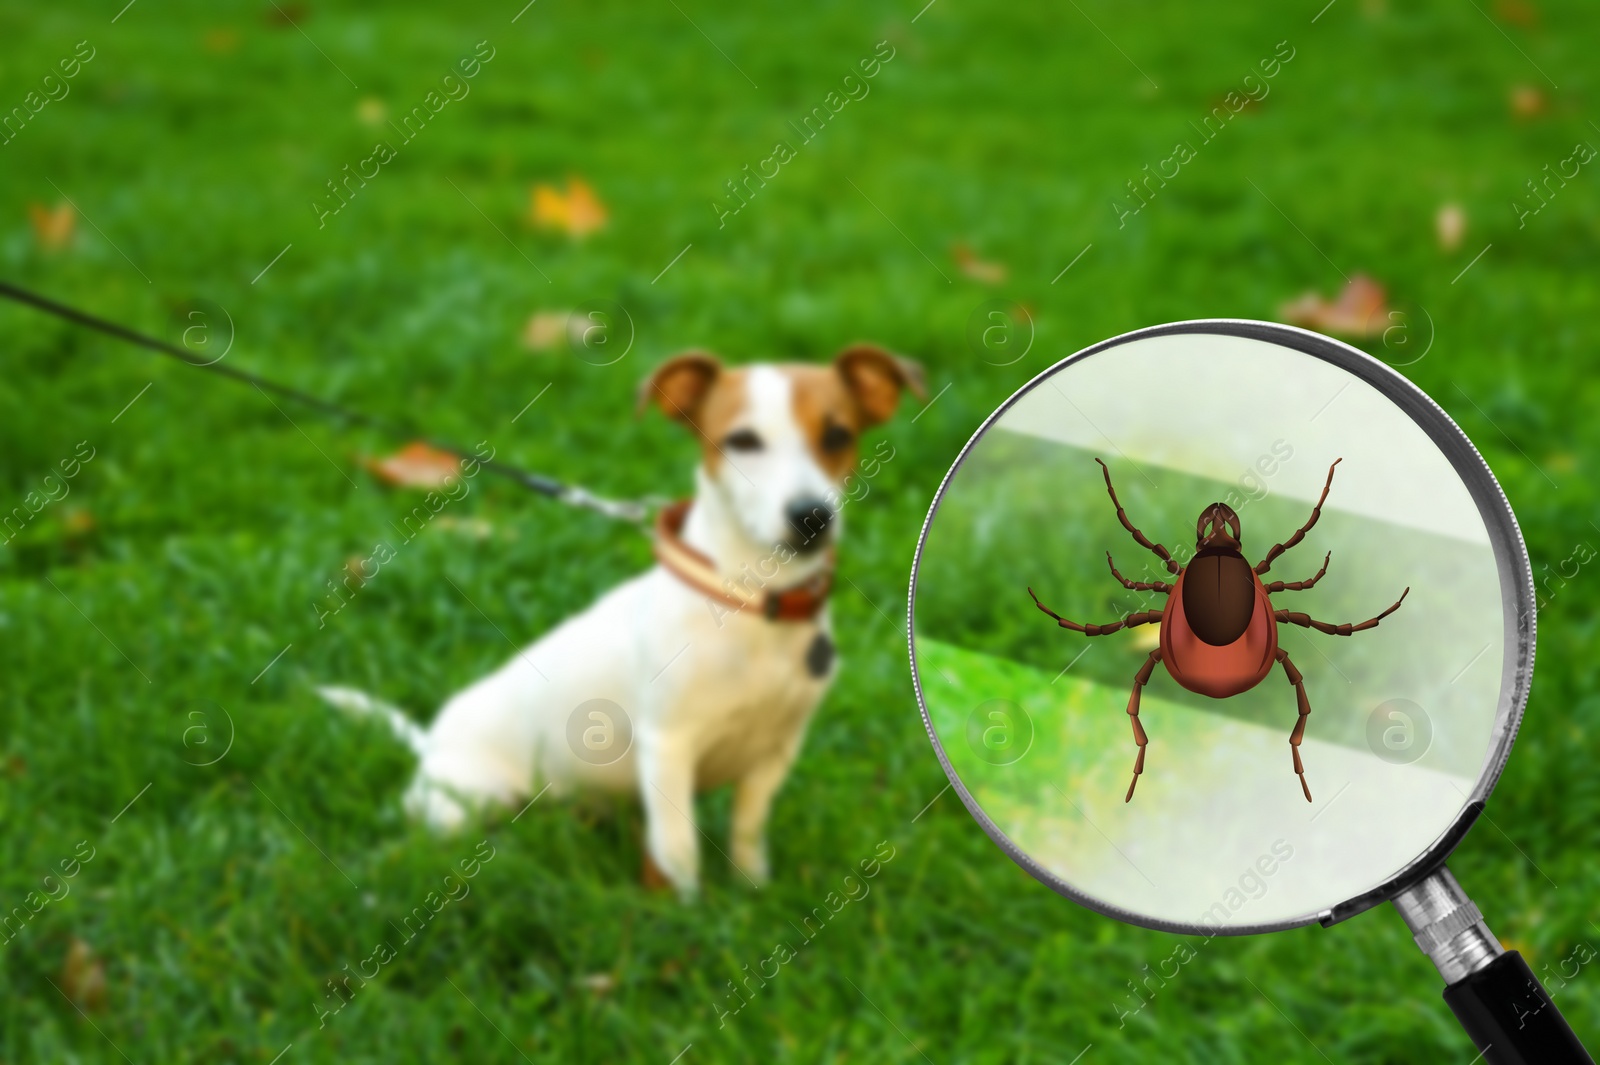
(558, 486), (661, 528)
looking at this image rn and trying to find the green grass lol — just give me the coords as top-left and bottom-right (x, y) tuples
(1, 0), (1598, 1061)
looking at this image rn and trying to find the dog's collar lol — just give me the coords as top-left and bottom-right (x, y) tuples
(653, 500), (833, 622)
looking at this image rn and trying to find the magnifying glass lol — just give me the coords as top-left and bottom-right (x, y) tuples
(908, 321), (1591, 1064)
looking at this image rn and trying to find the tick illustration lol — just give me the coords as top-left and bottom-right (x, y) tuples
(1027, 458), (1408, 803)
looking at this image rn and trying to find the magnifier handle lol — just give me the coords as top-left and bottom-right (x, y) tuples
(1442, 951), (1593, 1065)
(1394, 868), (1593, 1065)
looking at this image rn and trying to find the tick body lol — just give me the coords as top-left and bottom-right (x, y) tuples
(1028, 458), (1408, 803)
(1161, 550), (1276, 699)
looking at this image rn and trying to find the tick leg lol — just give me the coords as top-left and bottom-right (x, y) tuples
(1275, 649), (1314, 802)
(1106, 552), (1173, 594)
(1255, 459), (1341, 576)
(1095, 458), (1181, 576)
(1275, 587), (1409, 635)
(1266, 552), (1331, 593)
(1124, 649), (1161, 802)
(1027, 587), (1162, 636)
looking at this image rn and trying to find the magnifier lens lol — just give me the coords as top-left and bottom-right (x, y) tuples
(911, 328), (1518, 931)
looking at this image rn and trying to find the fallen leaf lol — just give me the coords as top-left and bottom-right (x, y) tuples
(61, 938), (107, 1013)
(1278, 275), (1390, 338)
(1211, 92), (1261, 115)
(265, 2), (309, 27)
(60, 507), (96, 538)
(951, 243), (1008, 284)
(531, 179), (607, 238)
(362, 442), (462, 490)
(1494, 0), (1539, 27)
(579, 972), (616, 996)
(434, 516), (494, 540)
(521, 310), (572, 352)
(202, 28), (240, 54)
(1435, 203), (1466, 252)
(28, 202), (75, 252)
(1509, 84), (1547, 119)
(356, 97), (387, 127)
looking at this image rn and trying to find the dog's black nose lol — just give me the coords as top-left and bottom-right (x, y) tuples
(785, 498), (835, 551)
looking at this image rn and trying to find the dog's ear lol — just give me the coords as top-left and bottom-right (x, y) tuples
(834, 344), (927, 427)
(637, 352), (721, 424)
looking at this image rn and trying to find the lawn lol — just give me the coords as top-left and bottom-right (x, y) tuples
(0, 0), (1597, 1061)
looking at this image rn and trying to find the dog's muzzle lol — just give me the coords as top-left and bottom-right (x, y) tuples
(784, 498), (835, 554)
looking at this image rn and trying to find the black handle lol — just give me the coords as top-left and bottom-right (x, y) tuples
(1443, 950), (1593, 1065)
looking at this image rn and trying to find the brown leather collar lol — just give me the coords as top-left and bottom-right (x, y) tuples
(653, 500), (833, 621)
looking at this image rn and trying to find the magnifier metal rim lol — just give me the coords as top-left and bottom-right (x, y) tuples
(906, 318), (1536, 936)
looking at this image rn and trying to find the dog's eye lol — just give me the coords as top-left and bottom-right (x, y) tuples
(724, 429), (764, 452)
(821, 423), (855, 454)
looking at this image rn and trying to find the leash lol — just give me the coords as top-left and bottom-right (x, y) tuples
(0, 280), (657, 527)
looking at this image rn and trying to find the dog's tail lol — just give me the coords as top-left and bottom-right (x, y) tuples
(315, 685), (428, 757)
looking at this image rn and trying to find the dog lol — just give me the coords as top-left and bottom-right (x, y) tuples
(319, 345), (924, 896)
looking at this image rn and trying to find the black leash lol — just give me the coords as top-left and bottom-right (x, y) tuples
(0, 280), (655, 525)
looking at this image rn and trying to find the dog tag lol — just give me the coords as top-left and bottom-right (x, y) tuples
(805, 632), (835, 677)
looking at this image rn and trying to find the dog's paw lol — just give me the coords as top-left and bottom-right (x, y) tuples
(403, 780), (469, 834)
(732, 841), (770, 887)
(642, 851), (700, 900)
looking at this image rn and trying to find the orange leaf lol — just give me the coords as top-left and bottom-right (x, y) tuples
(202, 27), (240, 54)
(1278, 275), (1390, 338)
(1435, 203), (1466, 252)
(344, 554), (371, 589)
(61, 938), (107, 1013)
(265, 2), (308, 27)
(951, 242), (1008, 285)
(1494, 0), (1539, 27)
(62, 507), (96, 538)
(28, 202), (75, 251)
(531, 179), (608, 238)
(1509, 84), (1547, 119)
(522, 310), (572, 352)
(362, 441), (462, 489)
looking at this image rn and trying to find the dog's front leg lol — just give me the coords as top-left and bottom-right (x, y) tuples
(637, 728), (700, 899)
(730, 739), (804, 887)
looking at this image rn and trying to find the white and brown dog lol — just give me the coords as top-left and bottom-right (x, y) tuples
(319, 345), (924, 896)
